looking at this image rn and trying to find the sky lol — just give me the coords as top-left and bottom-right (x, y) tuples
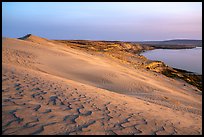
(2, 2), (202, 41)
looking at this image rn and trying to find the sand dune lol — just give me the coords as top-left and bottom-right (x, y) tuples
(2, 35), (202, 135)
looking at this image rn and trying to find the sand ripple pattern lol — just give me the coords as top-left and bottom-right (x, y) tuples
(2, 65), (201, 135)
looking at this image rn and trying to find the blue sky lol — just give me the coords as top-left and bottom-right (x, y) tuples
(2, 2), (202, 41)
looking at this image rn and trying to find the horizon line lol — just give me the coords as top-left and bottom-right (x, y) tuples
(2, 34), (202, 42)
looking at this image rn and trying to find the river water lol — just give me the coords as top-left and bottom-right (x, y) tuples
(141, 47), (202, 74)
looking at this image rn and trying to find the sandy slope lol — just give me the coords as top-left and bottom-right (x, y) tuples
(2, 36), (202, 135)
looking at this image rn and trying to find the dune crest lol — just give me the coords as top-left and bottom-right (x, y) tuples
(18, 34), (56, 46)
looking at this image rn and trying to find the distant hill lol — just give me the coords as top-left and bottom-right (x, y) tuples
(134, 39), (202, 48)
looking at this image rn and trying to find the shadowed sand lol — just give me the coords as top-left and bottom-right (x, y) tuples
(2, 35), (202, 135)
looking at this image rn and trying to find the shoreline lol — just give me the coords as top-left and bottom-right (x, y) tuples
(137, 48), (202, 91)
(172, 67), (202, 76)
(139, 47), (202, 75)
(147, 45), (197, 49)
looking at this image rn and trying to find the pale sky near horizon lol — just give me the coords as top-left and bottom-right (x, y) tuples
(2, 2), (202, 41)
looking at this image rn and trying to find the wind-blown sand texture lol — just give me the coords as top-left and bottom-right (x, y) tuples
(2, 35), (202, 135)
